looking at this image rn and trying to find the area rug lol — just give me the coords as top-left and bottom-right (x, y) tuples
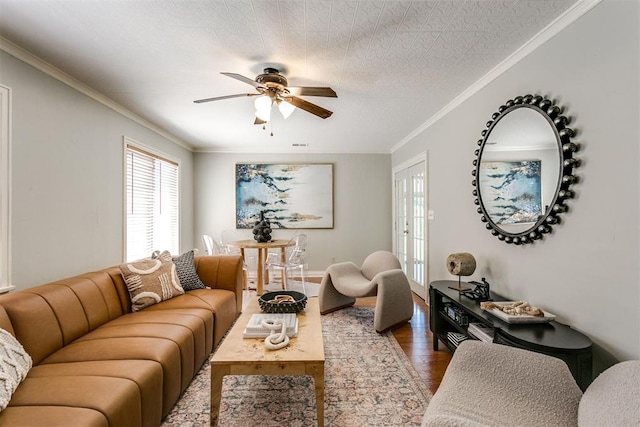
(161, 306), (431, 426)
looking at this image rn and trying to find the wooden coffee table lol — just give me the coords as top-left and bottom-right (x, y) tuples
(210, 297), (325, 426)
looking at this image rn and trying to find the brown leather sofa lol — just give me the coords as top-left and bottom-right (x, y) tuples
(0, 255), (243, 427)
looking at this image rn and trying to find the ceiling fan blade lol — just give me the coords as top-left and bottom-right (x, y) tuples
(193, 93), (259, 103)
(254, 117), (267, 125)
(285, 96), (333, 119)
(221, 72), (265, 89)
(288, 86), (337, 98)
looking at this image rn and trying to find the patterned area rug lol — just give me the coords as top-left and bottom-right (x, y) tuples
(161, 306), (431, 426)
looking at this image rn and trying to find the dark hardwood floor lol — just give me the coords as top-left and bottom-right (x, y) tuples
(353, 294), (452, 395)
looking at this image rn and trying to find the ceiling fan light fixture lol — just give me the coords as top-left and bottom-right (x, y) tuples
(254, 95), (271, 111)
(254, 96), (272, 121)
(255, 108), (271, 122)
(278, 100), (295, 119)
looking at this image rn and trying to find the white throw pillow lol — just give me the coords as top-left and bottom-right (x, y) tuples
(0, 328), (32, 411)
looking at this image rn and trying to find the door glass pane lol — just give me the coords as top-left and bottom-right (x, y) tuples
(411, 170), (425, 285)
(395, 176), (408, 272)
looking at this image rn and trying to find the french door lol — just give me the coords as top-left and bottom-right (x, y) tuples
(394, 157), (427, 299)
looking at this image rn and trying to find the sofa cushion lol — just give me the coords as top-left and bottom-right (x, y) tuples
(578, 360), (640, 426)
(146, 289), (237, 348)
(77, 323), (196, 385)
(120, 251), (184, 312)
(0, 406), (108, 427)
(97, 308), (209, 369)
(0, 328), (32, 410)
(28, 360), (163, 427)
(7, 375), (141, 427)
(174, 250), (206, 291)
(40, 336), (183, 416)
(184, 289), (239, 347)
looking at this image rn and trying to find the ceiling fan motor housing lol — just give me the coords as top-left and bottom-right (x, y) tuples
(256, 68), (288, 88)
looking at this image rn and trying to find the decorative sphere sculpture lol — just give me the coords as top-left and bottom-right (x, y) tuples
(252, 211), (272, 243)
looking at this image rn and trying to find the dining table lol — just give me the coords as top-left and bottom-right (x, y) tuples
(225, 239), (294, 295)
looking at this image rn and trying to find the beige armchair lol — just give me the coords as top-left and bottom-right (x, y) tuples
(422, 340), (640, 427)
(319, 251), (413, 332)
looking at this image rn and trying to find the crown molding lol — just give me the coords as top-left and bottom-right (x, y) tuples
(0, 36), (193, 152)
(391, 0), (603, 153)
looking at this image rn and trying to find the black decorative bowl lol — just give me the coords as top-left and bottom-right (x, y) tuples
(258, 291), (308, 314)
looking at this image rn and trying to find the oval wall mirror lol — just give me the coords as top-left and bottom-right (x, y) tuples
(471, 94), (580, 245)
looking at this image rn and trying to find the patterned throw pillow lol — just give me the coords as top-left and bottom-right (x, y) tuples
(0, 328), (32, 411)
(120, 250), (185, 312)
(173, 250), (207, 291)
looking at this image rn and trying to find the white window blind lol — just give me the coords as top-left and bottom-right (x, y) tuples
(125, 143), (179, 261)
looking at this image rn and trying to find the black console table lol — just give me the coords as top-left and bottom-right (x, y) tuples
(430, 280), (593, 390)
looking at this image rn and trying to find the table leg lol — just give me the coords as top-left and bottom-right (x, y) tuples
(210, 364), (229, 426)
(310, 364), (325, 427)
(239, 247), (248, 290)
(256, 248), (264, 295)
(280, 247), (287, 289)
(265, 251), (270, 284)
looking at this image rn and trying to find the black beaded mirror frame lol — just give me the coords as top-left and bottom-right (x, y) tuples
(472, 94), (580, 245)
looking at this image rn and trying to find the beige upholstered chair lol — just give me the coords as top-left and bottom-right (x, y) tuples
(422, 340), (640, 427)
(319, 250), (413, 332)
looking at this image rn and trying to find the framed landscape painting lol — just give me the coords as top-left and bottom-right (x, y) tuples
(236, 163), (334, 229)
(479, 160), (542, 225)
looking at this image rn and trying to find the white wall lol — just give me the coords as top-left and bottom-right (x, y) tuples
(0, 52), (195, 289)
(393, 0), (639, 373)
(193, 152), (392, 273)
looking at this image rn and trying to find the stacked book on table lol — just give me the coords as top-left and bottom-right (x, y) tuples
(243, 313), (298, 338)
(467, 323), (495, 343)
(447, 332), (469, 348)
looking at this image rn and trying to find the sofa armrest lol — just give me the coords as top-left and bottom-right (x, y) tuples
(194, 255), (244, 313)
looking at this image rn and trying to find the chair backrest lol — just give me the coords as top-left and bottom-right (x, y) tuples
(202, 234), (226, 255)
(221, 229), (244, 255)
(286, 233), (307, 264)
(287, 246), (305, 264)
(293, 233), (307, 248)
(221, 229), (242, 245)
(202, 234), (215, 255)
(360, 250), (402, 281)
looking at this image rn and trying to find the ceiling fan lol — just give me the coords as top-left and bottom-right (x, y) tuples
(194, 68), (337, 124)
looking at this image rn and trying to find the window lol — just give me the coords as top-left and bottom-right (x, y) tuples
(124, 138), (179, 262)
(0, 85), (12, 293)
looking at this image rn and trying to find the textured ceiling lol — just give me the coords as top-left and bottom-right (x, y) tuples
(0, 0), (581, 153)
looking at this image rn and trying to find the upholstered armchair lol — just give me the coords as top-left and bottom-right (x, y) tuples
(319, 250), (413, 332)
(422, 340), (640, 427)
